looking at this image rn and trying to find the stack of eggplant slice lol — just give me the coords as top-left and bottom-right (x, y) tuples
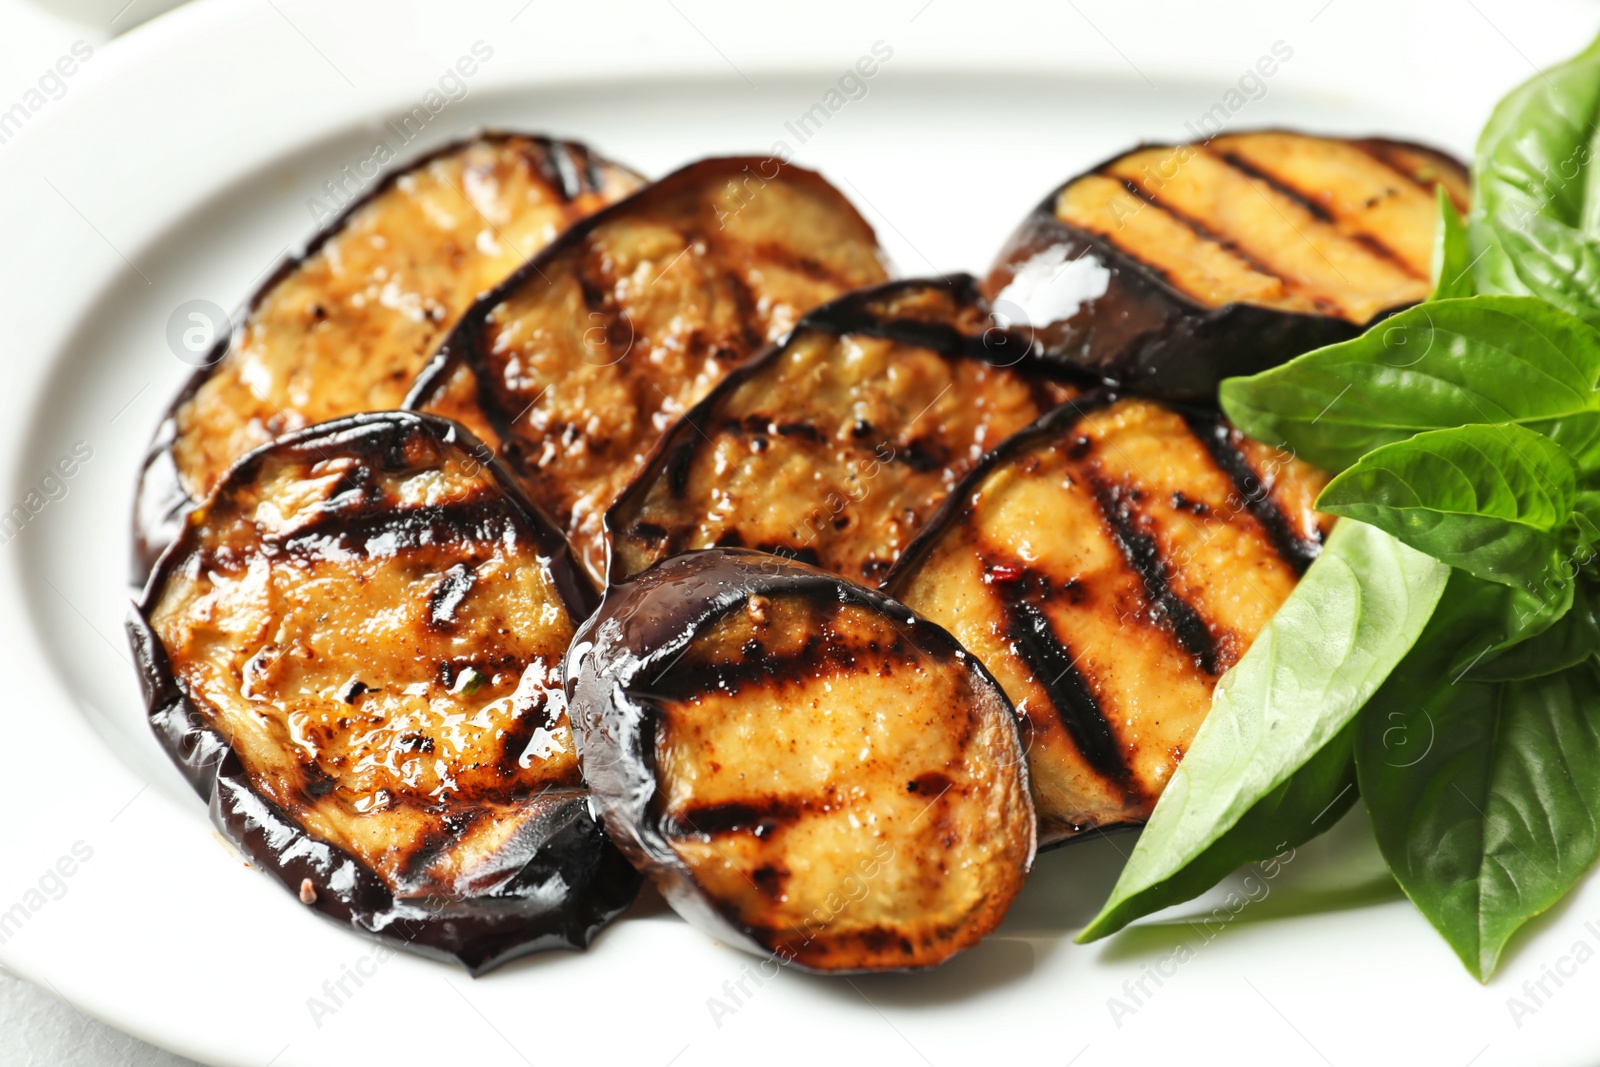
(133, 133), (646, 579)
(129, 128), (1464, 975)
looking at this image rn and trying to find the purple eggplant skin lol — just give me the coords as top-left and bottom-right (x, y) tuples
(131, 131), (644, 587)
(983, 208), (1364, 402)
(983, 132), (1470, 402)
(566, 548), (1037, 973)
(129, 411), (640, 974)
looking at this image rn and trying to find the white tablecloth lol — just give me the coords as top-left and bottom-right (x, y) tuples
(0, 965), (199, 1066)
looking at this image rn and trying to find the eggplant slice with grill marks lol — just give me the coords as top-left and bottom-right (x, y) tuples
(983, 130), (1469, 401)
(130, 412), (639, 972)
(606, 276), (1087, 587)
(568, 549), (1036, 972)
(883, 393), (1332, 846)
(133, 132), (644, 581)
(405, 157), (890, 583)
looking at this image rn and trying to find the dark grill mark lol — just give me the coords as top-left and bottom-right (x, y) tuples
(907, 771), (953, 796)
(1181, 411), (1321, 575)
(428, 563), (477, 627)
(773, 422), (826, 443)
(1213, 149), (1426, 281)
(544, 141), (587, 202)
(1107, 176), (1333, 312)
(669, 798), (803, 839)
(1351, 139), (1468, 211)
(1001, 596), (1128, 784)
(645, 633), (923, 703)
(1088, 475), (1220, 675)
(270, 497), (512, 561)
(665, 440), (696, 497)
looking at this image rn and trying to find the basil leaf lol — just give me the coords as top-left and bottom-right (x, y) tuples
(1435, 569), (1574, 679)
(1472, 580), (1600, 682)
(1316, 423), (1578, 598)
(1493, 215), (1600, 328)
(1470, 31), (1600, 298)
(1432, 187), (1475, 300)
(1218, 296), (1600, 472)
(1074, 725), (1357, 942)
(1357, 574), (1600, 980)
(1078, 521), (1448, 942)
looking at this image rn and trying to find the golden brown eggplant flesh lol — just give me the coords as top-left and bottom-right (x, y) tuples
(406, 156), (890, 583)
(133, 132), (644, 581)
(568, 549), (1036, 972)
(606, 275), (1086, 587)
(130, 412), (639, 972)
(883, 393), (1332, 845)
(982, 131), (1469, 401)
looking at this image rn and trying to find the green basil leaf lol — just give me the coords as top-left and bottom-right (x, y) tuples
(1218, 296), (1600, 472)
(1471, 580), (1600, 682)
(1357, 574), (1600, 980)
(1493, 214), (1600, 329)
(1077, 521), (1448, 942)
(1432, 186), (1475, 300)
(1431, 569), (1574, 680)
(1470, 31), (1600, 297)
(1316, 423), (1578, 597)
(1074, 725), (1357, 942)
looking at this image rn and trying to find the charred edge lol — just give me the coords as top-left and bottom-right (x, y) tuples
(668, 797), (804, 839)
(1180, 411), (1321, 575)
(1001, 595), (1129, 785)
(1214, 148), (1426, 280)
(801, 301), (1009, 365)
(1087, 475), (1221, 675)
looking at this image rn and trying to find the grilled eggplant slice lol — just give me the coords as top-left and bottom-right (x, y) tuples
(406, 157), (889, 583)
(130, 412), (639, 972)
(606, 276), (1085, 586)
(983, 131), (1469, 400)
(568, 549), (1036, 972)
(883, 394), (1332, 845)
(133, 132), (644, 580)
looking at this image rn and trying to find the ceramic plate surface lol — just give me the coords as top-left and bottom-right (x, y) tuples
(2, 1), (1597, 1063)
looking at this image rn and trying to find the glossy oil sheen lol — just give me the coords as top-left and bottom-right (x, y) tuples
(132, 412), (638, 971)
(408, 157), (890, 583)
(567, 549), (1036, 972)
(885, 394), (1331, 845)
(607, 276), (1084, 586)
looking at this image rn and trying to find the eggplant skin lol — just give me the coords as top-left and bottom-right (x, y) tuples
(606, 275), (1086, 587)
(132, 132), (643, 584)
(982, 130), (1469, 401)
(406, 156), (890, 584)
(884, 393), (1331, 846)
(130, 411), (640, 973)
(568, 549), (1036, 973)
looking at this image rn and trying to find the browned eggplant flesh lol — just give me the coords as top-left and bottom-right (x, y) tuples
(884, 393), (1332, 845)
(406, 156), (890, 583)
(983, 131), (1469, 400)
(134, 133), (643, 578)
(130, 412), (639, 972)
(607, 276), (1086, 587)
(568, 549), (1036, 972)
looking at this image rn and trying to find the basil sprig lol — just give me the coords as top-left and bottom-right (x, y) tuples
(1085, 31), (1600, 979)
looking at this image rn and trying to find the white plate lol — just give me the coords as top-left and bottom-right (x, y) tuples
(3, 1), (1598, 1064)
